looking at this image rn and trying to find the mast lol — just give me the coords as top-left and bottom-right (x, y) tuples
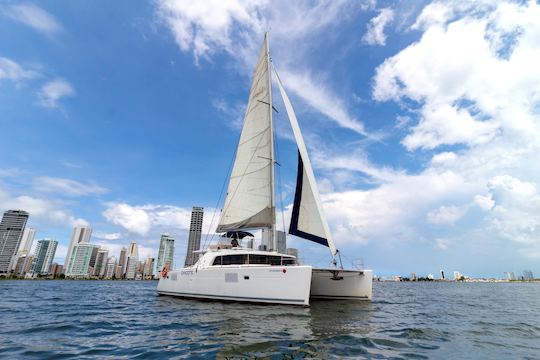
(266, 32), (277, 251)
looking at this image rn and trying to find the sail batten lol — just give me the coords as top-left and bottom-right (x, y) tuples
(217, 34), (275, 233)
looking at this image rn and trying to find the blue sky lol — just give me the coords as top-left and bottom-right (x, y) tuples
(1, 0), (539, 278)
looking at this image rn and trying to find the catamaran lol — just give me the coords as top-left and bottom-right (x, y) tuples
(157, 34), (372, 306)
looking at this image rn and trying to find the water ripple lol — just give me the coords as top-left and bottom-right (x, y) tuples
(1, 280), (540, 358)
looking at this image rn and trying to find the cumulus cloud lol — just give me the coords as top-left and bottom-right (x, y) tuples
(93, 232), (122, 241)
(155, 0), (369, 137)
(362, 8), (394, 46)
(373, 1), (540, 150)
(0, 185), (88, 228)
(0, 57), (38, 83)
(0, 3), (62, 35)
(37, 78), (75, 109)
(426, 205), (469, 225)
(102, 202), (216, 236)
(314, 0), (539, 262)
(34, 176), (108, 197)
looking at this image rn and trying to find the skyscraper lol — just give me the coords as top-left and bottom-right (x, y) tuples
(261, 228), (272, 251)
(0, 210), (29, 273)
(11, 227), (35, 271)
(65, 243), (98, 277)
(64, 226), (92, 271)
(93, 248), (109, 277)
(116, 246), (127, 279)
(105, 256), (117, 279)
(276, 231), (286, 254)
(156, 234), (174, 277)
(31, 239), (58, 275)
(143, 257), (155, 279)
(185, 207), (203, 267)
(125, 242), (139, 280)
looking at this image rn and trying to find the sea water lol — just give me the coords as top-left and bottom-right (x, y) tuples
(1, 280), (539, 359)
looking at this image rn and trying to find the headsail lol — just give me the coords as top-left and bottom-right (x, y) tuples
(217, 34), (275, 232)
(273, 67), (337, 257)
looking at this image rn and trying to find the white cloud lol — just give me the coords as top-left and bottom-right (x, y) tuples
(0, 57), (38, 83)
(278, 70), (368, 136)
(93, 232), (122, 241)
(312, 147), (402, 184)
(427, 204), (468, 225)
(362, 8), (394, 46)
(155, 0), (369, 137)
(34, 176), (108, 197)
(103, 203), (152, 236)
(403, 103), (499, 150)
(37, 78), (75, 109)
(156, 0), (266, 63)
(373, 1), (540, 150)
(0, 3), (62, 35)
(103, 202), (216, 236)
(435, 238), (449, 250)
(212, 98), (245, 129)
(0, 186), (88, 228)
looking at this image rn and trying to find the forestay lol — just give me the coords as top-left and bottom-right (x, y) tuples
(217, 35), (274, 232)
(273, 67), (337, 257)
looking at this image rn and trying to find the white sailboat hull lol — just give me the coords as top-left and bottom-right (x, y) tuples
(157, 265), (313, 306)
(310, 269), (373, 300)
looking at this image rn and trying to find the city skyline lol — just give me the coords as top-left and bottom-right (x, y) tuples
(0, 207), (536, 280)
(1, 1), (540, 277)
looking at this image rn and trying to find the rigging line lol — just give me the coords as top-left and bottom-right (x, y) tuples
(274, 120), (287, 237)
(202, 132), (239, 251)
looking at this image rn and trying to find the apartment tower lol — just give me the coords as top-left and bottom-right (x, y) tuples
(0, 210), (29, 273)
(184, 207), (203, 267)
(156, 234), (174, 277)
(64, 226), (92, 271)
(31, 239), (58, 275)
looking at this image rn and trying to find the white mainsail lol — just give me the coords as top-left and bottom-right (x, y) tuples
(273, 67), (338, 257)
(217, 34), (275, 232)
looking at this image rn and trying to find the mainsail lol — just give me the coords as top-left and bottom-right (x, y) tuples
(217, 34), (275, 232)
(273, 67), (338, 257)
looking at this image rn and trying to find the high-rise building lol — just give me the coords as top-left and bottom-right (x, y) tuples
(65, 243), (98, 277)
(93, 248), (109, 277)
(105, 256), (117, 279)
(31, 239), (58, 275)
(523, 270), (534, 281)
(185, 207), (204, 267)
(286, 248), (298, 259)
(125, 242), (139, 279)
(143, 257), (155, 279)
(52, 263), (63, 276)
(11, 227), (35, 271)
(440, 270), (445, 280)
(505, 271), (516, 281)
(276, 231), (286, 254)
(156, 234), (174, 277)
(64, 226), (92, 271)
(14, 255), (30, 276)
(261, 228), (272, 251)
(23, 254), (34, 275)
(0, 210), (29, 273)
(87, 245), (99, 275)
(114, 246), (127, 279)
